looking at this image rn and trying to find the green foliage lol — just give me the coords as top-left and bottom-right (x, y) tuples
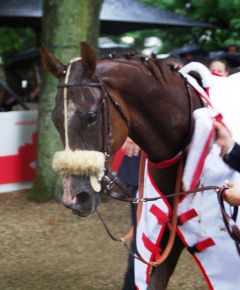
(0, 27), (35, 55)
(27, 173), (55, 202)
(140, 0), (240, 52)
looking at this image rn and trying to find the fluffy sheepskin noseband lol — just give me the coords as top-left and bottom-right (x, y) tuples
(52, 150), (105, 177)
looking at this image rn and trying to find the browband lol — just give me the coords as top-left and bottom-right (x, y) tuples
(58, 81), (104, 88)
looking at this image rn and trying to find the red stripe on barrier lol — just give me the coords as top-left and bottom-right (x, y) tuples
(0, 133), (37, 184)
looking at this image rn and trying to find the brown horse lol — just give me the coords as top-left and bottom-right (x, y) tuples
(41, 43), (203, 290)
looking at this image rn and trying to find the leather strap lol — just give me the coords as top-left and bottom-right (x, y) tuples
(134, 158), (184, 267)
(110, 184), (221, 203)
(217, 188), (240, 255)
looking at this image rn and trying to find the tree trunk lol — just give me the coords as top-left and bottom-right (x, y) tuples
(28, 0), (103, 201)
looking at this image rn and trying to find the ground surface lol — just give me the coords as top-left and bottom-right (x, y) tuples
(0, 191), (208, 290)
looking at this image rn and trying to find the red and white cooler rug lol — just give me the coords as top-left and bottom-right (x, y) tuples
(135, 65), (240, 290)
(134, 160), (171, 290)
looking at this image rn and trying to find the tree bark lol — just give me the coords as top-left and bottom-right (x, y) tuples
(28, 0), (103, 201)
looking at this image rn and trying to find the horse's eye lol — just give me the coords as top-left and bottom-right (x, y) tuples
(87, 111), (97, 125)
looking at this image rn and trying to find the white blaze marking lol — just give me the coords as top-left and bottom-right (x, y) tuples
(67, 99), (77, 123)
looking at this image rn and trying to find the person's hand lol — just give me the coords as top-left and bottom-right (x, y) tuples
(122, 137), (140, 157)
(214, 121), (234, 155)
(223, 181), (240, 206)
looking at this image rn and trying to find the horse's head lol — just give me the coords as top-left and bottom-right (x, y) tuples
(41, 43), (129, 216)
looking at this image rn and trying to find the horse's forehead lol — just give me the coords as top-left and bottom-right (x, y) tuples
(55, 86), (101, 115)
(62, 90), (100, 114)
(66, 98), (78, 121)
(68, 61), (83, 79)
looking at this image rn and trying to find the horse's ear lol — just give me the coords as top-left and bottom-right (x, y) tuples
(40, 46), (66, 77)
(81, 42), (97, 78)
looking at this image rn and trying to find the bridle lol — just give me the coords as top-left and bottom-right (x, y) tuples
(57, 59), (130, 193)
(58, 80), (130, 156)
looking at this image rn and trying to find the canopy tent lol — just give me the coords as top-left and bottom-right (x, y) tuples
(0, 0), (214, 35)
(100, 0), (214, 34)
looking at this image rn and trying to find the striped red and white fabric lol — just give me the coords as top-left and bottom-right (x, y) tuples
(182, 107), (217, 190)
(134, 159), (171, 290)
(134, 63), (240, 290)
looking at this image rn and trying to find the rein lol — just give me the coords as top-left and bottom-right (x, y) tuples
(98, 178), (240, 266)
(110, 184), (221, 203)
(217, 188), (240, 255)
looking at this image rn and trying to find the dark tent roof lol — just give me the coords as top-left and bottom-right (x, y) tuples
(171, 44), (206, 56)
(5, 48), (40, 68)
(100, 0), (214, 34)
(0, 0), (41, 30)
(0, 0), (214, 35)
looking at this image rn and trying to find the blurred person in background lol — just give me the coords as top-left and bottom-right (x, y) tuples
(209, 59), (229, 77)
(226, 44), (240, 55)
(117, 137), (140, 290)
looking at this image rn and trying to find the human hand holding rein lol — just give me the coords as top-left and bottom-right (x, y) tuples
(223, 181), (240, 206)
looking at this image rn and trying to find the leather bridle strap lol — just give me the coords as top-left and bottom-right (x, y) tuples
(58, 81), (104, 88)
(99, 83), (130, 157)
(96, 209), (143, 262)
(133, 157), (184, 267)
(101, 86), (130, 130)
(58, 77), (130, 158)
(58, 80), (130, 132)
(97, 157), (184, 267)
(110, 185), (221, 203)
(217, 188), (240, 255)
(183, 77), (194, 146)
(101, 84), (111, 155)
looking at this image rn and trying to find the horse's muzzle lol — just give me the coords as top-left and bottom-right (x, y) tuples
(62, 175), (100, 217)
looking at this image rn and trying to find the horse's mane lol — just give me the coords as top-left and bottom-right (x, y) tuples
(100, 52), (180, 82)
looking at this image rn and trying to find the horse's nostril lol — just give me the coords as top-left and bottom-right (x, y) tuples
(71, 191), (94, 217)
(76, 192), (90, 205)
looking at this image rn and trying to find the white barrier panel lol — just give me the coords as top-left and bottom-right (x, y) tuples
(0, 111), (38, 193)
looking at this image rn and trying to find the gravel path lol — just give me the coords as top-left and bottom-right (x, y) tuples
(0, 191), (207, 290)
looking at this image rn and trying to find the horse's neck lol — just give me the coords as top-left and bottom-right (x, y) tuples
(99, 59), (202, 162)
(127, 75), (201, 162)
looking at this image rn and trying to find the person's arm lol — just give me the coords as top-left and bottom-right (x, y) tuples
(215, 121), (240, 205)
(214, 121), (240, 172)
(223, 143), (240, 172)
